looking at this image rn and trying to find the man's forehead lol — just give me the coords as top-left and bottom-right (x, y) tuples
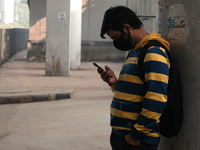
(107, 29), (121, 39)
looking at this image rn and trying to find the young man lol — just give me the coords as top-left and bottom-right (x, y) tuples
(98, 6), (170, 150)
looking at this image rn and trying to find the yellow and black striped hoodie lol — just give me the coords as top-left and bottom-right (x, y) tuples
(110, 33), (170, 145)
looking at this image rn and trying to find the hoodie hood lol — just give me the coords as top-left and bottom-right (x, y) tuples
(134, 33), (170, 51)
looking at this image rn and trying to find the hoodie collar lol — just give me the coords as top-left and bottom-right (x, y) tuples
(134, 33), (170, 51)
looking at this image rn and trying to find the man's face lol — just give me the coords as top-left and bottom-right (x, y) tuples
(107, 29), (134, 51)
(107, 29), (128, 41)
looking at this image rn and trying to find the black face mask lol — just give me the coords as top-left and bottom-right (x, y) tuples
(113, 31), (132, 51)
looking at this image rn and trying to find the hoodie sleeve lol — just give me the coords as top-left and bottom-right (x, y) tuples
(130, 46), (170, 140)
(110, 77), (118, 92)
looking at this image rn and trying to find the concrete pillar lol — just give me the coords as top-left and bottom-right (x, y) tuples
(70, 0), (82, 70)
(45, 0), (70, 76)
(158, 0), (200, 150)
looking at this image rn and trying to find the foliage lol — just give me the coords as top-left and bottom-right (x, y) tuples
(0, 0), (29, 29)
(21, 0), (28, 4)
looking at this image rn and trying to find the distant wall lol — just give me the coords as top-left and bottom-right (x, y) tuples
(28, 0), (46, 60)
(81, 41), (126, 61)
(28, 0), (159, 62)
(0, 28), (29, 66)
(28, 0), (127, 62)
(29, 0), (46, 40)
(81, 0), (127, 61)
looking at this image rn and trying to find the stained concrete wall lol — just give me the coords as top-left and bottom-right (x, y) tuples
(158, 1), (200, 150)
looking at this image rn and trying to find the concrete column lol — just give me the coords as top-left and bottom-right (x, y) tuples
(158, 1), (200, 150)
(45, 0), (70, 76)
(70, 0), (82, 70)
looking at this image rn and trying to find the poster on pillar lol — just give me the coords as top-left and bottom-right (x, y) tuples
(167, 4), (189, 46)
(58, 12), (66, 21)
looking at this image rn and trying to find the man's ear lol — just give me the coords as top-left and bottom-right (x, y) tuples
(123, 24), (131, 32)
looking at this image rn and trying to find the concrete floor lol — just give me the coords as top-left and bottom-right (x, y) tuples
(0, 51), (124, 149)
(0, 90), (113, 150)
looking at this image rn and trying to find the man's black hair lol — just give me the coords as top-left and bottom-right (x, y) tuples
(100, 6), (143, 39)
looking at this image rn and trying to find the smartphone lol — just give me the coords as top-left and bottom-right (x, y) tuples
(92, 62), (104, 73)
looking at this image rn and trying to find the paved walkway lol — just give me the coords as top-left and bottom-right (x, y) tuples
(0, 50), (122, 104)
(0, 50), (123, 150)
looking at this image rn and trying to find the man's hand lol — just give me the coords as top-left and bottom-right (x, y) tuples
(97, 66), (116, 86)
(125, 133), (140, 146)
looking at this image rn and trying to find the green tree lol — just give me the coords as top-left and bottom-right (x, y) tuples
(0, 0), (29, 29)
(21, 0), (28, 4)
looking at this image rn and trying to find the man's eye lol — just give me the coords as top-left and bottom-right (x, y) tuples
(113, 37), (118, 40)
